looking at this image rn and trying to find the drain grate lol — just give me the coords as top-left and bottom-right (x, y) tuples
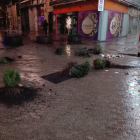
(41, 72), (72, 84)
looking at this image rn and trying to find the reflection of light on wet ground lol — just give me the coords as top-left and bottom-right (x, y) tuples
(124, 73), (140, 110)
(65, 45), (71, 56)
(20, 72), (45, 86)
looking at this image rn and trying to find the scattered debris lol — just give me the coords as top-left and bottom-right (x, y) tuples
(0, 86), (38, 106)
(99, 54), (124, 58)
(105, 70), (109, 72)
(115, 72), (119, 74)
(125, 72), (129, 75)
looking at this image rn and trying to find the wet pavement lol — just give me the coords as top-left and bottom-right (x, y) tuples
(0, 31), (140, 140)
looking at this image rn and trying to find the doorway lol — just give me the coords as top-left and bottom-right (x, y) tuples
(21, 8), (29, 31)
(57, 12), (78, 35)
(49, 12), (53, 34)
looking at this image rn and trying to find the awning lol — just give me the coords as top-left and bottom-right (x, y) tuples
(20, 0), (30, 3)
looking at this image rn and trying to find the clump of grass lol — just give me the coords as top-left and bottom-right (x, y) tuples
(71, 61), (90, 78)
(3, 69), (21, 87)
(75, 47), (90, 58)
(93, 58), (106, 69)
(94, 42), (102, 54)
(0, 57), (9, 64)
(55, 47), (64, 55)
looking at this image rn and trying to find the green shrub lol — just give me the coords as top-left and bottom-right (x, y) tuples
(71, 61), (90, 78)
(55, 47), (64, 55)
(75, 47), (90, 58)
(105, 59), (111, 68)
(94, 42), (102, 54)
(93, 58), (106, 69)
(0, 57), (9, 64)
(3, 69), (21, 87)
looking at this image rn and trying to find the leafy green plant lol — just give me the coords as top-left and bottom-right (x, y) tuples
(3, 69), (21, 87)
(105, 59), (111, 68)
(94, 42), (102, 54)
(71, 61), (90, 78)
(93, 58), (106, 69)
(0, 57), (9, 64)
(75, 47), (90, 58)
(55, 47), (64, 55)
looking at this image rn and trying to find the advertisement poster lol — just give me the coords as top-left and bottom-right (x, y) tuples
(106, 10), (121, 40)
(78, 10), (99, 40)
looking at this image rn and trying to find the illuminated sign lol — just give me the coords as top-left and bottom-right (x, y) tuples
(98, 0), (104, 11)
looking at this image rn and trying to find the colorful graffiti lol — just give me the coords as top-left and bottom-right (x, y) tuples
(106, 10), (121, 40)
(78, 10), (99, 40)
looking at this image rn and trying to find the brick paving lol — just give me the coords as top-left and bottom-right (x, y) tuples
(0, 33), (140, 140)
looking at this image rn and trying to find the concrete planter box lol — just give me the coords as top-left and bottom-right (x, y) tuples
(36, 36), (53, 44)
(4, 36), (23, 46)
(68, 35), (81, 43)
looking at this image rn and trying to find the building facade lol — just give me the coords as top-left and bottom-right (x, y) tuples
(51, 0), (140, 41)
(20, 0), (53, 33)
(5, 0), (53, 33)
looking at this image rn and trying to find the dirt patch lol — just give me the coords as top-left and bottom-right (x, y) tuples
(0, 86), (39, 106)
(4, 57), (14, 62)
(119, 53), (138, 57)
(108, 63), (135, 69)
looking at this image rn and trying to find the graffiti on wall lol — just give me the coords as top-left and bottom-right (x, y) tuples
(106, 11), (121, 40)
(78, 10), (99, 40)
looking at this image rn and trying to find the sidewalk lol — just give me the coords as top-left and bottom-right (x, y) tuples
(0, 31), (140, 140)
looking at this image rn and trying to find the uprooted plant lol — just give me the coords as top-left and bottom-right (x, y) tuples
(70, 61), (90, 78)
(0, 69), (38, 106)
(75, 47), (90, 57)
(0, 57), (9, 64)
(3, 69), (21, 87)
(93, 58), (111, 69)
(94, 42), (102, 54)
(55, 47), (64, 55)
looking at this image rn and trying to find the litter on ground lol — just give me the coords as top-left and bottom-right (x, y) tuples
(99, 54), (124, 58)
